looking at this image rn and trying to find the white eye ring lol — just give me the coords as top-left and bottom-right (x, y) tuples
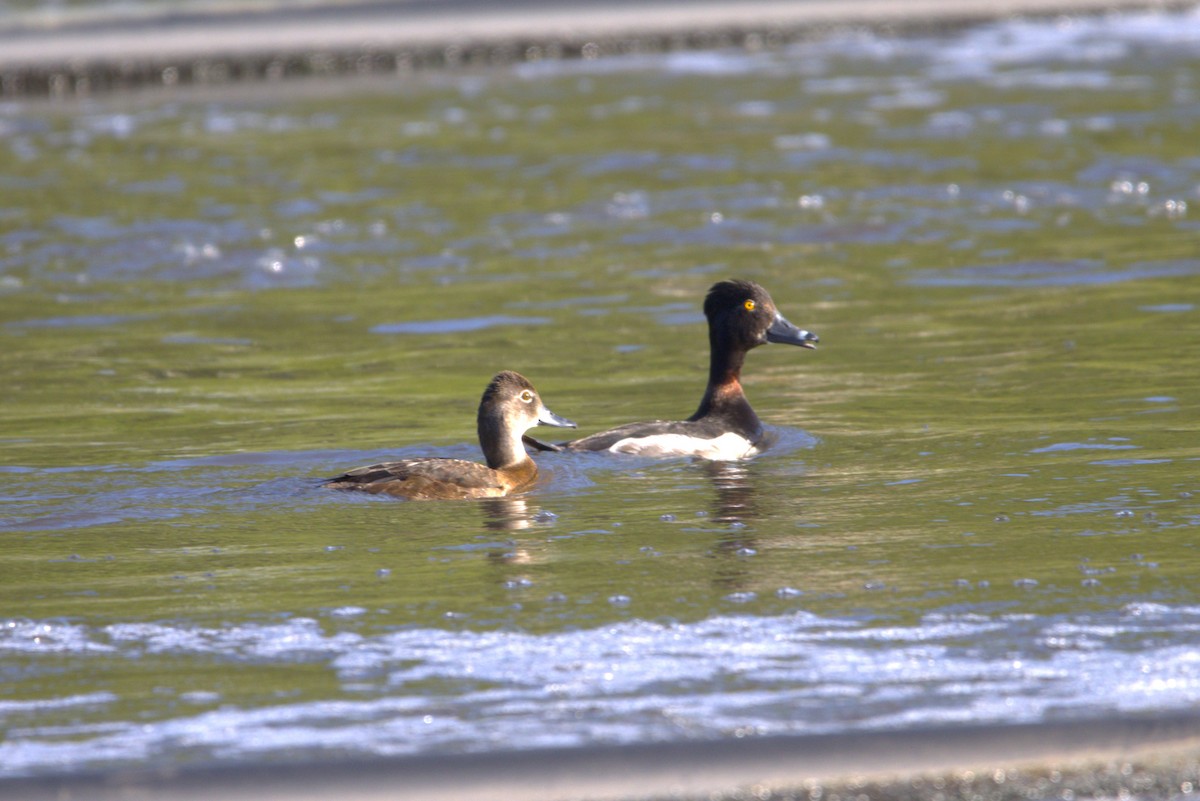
(519, 390), (534, 403)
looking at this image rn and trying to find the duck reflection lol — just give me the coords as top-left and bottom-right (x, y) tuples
(480, 497), (536, 533)
(701, 460), (766, 595)
(479, 497), (539, 568)
(473, 462), (773, 596)
(704, 461), (759, 527)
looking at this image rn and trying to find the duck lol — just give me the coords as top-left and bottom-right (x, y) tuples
(324, 371), (576, 500)
(530, 279), (817, 461)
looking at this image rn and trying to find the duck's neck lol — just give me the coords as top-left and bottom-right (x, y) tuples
(688, 344), (762, 436)
(478, 413), (529, 470)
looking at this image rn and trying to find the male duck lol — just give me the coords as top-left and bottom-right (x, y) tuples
(324, 371), (575, 499)
(543, 279), (817, 460)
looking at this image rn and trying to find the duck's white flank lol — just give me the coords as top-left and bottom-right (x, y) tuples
(607, 431), (758, 461)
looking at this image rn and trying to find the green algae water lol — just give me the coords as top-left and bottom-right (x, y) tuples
(2, 11), (1199, 775)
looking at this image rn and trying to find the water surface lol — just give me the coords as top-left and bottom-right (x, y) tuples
(2, 8), (1200, 777)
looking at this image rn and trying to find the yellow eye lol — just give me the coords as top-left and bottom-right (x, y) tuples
(744, 299), (756, 311)
(519, 390), (534, 403)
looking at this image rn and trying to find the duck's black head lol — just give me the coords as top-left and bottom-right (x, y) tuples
(703, 279), (819, 352)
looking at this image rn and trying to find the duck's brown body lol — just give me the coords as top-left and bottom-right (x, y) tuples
(324, 456), (538, 500)
(324, 371), (573, 500)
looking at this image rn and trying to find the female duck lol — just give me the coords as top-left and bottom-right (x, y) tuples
(547, 279), (817, 460)
(324, 371), (575, 500)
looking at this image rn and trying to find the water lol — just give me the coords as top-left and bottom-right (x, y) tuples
(3, 8), (1200, 779)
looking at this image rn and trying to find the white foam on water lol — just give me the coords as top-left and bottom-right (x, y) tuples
(3, 604), (1199, 776)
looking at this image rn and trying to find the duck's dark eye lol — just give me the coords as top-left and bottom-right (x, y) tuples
(519, 390), (534, 403)
(743, 299), (756, 311)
